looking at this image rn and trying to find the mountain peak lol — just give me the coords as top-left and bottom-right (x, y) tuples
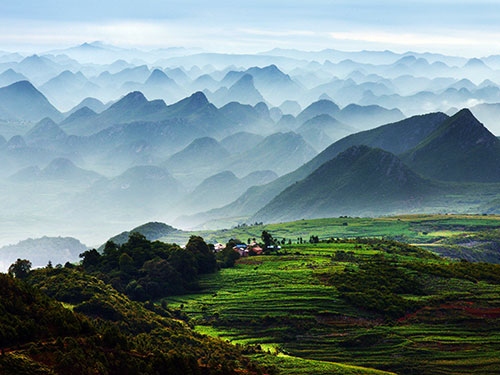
(464, 58), (490, 69)
(402, 109), (500, 182)
(187, 91), (209, 106)
(6, 80), (37, 93)
(145, 69), (174, 85)
(115, 91), (147, 107)
(35, 117), (57, 127)
(7, 135), (27, 149)
(45, 157), (76, 172)
(297, 99), (340, 123)
(233, 74), (254, 87)
(253, 145), (432, 222)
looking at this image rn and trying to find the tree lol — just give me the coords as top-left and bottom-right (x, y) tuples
(261, 231), (274, 249)
(216, 247), (240, 268)
(168, 247), (198, 282)
(8, 259), (32, 279)
(119, 253), (135, 275)
(185, 236), (216, 274)
(80, 249), (101, 269)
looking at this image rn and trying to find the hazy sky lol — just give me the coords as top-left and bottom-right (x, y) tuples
(2, 0), (500, 56)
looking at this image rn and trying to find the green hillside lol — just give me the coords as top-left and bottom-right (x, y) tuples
(103, 221), (180, 247)
(402, 109), (500, 182)
(0, 266), (269, 374)
(188, 112), (448, 224)
(165, 239), (500, 375)
(252, 145), (442, 222)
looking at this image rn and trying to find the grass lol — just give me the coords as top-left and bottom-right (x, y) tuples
(252, 354), (397, 375)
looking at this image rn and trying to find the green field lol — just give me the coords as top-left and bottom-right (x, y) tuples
(165, 214), (500, 245)
(164, 239), (500, 374)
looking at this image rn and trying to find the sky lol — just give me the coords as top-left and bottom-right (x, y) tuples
(1, 0), (500, 56)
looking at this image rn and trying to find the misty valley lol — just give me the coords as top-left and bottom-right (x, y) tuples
(2, 34), (500, 375)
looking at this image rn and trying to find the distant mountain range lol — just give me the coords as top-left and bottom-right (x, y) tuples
(4, 44), (500, 239)
(181, 109), (500, 226)
(0, 236), (87, 271)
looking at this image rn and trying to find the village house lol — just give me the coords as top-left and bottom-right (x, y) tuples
(213, 243), (226, 252)
(233, 244), (264, 256)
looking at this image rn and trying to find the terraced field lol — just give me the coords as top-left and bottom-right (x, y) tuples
(165, 240), (500, 374)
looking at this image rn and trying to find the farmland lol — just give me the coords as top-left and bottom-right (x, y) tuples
(165, 214), (500, 245)
(164, 238), (500, 374)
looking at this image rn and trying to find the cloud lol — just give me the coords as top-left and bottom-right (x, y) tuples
(328, 31), (478, 46)
(238, 28), (316, 37)
(1, 16), (500, 57)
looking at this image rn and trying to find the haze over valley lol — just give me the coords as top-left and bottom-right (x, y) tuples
(4, 42), (500, 252)
(4, 2), (500, 374)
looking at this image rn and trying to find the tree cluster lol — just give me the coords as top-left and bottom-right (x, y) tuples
(80, 233), (217, 301)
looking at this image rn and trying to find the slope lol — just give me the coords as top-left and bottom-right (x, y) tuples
(253, 145), (440, 222)
(184, 112), (448, 225)
(402, 109), (500, 182)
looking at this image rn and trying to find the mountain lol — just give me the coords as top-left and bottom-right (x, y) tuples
(296, 99), (340, 124)
(164, 136), (230, 176)
(179, 169), (278, 214)
(336, 104), (405, 130)
(39, 70), (96, 110)
(104, 221), (180, 247)
(58, 91), (231, 139)
(191, 73), (219, 91)
(100, 91), (166, 123)
(25, 117), (67, 146)
(15, 54), (61, 83)
(145, 68), (175, 86)
(244, 65), (304, 104)
(226, 131), (317, 176)
(297, 114), (355, 150)
(95, 64), (151, 88)
(220, 131), (264, 152)
(59, 91), (166, 135)
(74, 165), (183, 218)
(164, 67), (191, 86)
(279, 100), (302, 116)
(218, 102), (274, 133)
(0, 135), (60, 177)
(276, 114), (299, 129)
(183, 112), (448, 225)
(65, 97), (107, 116)
(212, 74), (265, 106)
(253, 145), (440, 222)
(140, 69), (184, 102)
(0, 236), (87, 270)
(11, 158), (102, 184)
(0, 80), (62, 122)
(0, 68), (27, 87)
(60, 106), (98, 133)
(464, 58), (491, 70)
(402, 109), (500, 182)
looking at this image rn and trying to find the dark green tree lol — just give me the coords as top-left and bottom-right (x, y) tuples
(119, 253), (135, 275)
(216, 247), (240, 268)
(185, 236), (216, 274)
(261, 231), (274, 249)
(80, 249), (101, 269)
(8, 259), (32, 279)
